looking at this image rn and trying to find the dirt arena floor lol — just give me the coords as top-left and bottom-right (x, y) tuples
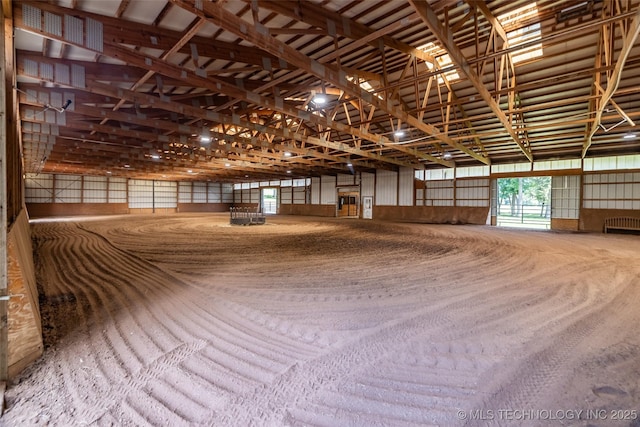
(3, 213), (640, 426)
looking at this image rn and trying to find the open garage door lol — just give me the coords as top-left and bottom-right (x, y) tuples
(496, 177), (551, 229)
(261, 188), (277, 214)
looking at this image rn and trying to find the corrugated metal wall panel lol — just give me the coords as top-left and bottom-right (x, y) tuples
(320, 175), (336, 205)
(54, 174), (82, 203)
(128, 179), (153, 208)
(398, 167), (414, 206)
(192, 182), (207, 203)
(456, 178), (489, 207)
(207, 182), (222, 203)
(361, 172), (375, 198)
(108, 177), (127, 203)
(375, 170), (397, 206)
(425, 180), (454, 206)
(337, 173), (356, 186)
(490, 179), (498, 216)
(25, 173), (54, 203)
(293, 187), (307, 204)
(281, 187), (292, 204)
(154, 181), (177, 208)
(178, 182), (191, 203)
(83, 176), (107, 203)
(582, 172), (640, 210)
(222, 184), (234, 202)
(250, 188), (260, 204)
(551, 176), (580, 219)
(311, 177), (320, 204)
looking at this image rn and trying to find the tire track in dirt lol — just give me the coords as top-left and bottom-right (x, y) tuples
(470, 266), (640, 427)
(5, 215), (640, 426)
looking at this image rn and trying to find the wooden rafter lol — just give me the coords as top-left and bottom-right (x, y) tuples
(410, 0), (533, 163)
(583, 4), (640, 157)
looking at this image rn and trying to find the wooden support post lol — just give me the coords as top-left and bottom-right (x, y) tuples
(0, 0), (11, 388)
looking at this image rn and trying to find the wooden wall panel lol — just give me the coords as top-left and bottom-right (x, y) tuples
(7, 209), (42, 378)
(550, 218), (580, 231)
(27, 203), (129, 217)
(279, 204), (336, 217)
(374, 206), (490, 225)
(177, 203), (231, 213)
(580, 209), (640, 232)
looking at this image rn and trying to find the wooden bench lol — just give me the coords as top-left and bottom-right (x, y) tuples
(604, 217), (640, 234)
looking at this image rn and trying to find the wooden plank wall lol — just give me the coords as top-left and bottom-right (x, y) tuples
(7, 209), (43, 378)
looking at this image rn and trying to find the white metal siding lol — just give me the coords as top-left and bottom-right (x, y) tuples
(337, 173), (356, 186)
(491, 163), (531, 174)
(108, 178), (127, 203)
(222, 184), (234, 202)
(178, 182), (192, 203)
(25, 173), (54, 203)
(83, 176), (107, 203)
(398, 167), (414, 206)
(551, 176), (580, 219)
(425, 180), (454, 206)
(455, 165), (490, 178)
(281, 187), (292, 204)
(207, 183), (222, 203)
(55, 174), (82, 203)
(456, 179), (490, 207)
(311, 177), (320, 204)
(361, 172), (375, 198)
(583, 172), (640, 210)
(584, 154), (640, 171)
(250, 188), (260, 204)
(490, 179), (498, 216)
(192, 182), (207, 203)
(128, 179), (153, 208)
(320, 175), (336, 205)
(154, 181), (177, 208)
(293, 186), (307, 204)
(375, 169), (397, 206)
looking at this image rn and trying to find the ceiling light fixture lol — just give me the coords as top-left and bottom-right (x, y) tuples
(284, 151), (292, 157)
(314, 95), (326, 104)
(623, 133), (636, 139)
(394, 130), (404, 137)
(200, 136), (212, 143)
(443, 152), (452, 160)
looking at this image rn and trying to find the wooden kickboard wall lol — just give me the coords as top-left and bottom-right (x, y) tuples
(7, 209), (43, 378)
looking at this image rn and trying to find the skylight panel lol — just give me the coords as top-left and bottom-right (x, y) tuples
(346, 76), (384, 99)
(498, 2), (543, 64)
(417, 42), (460, 84)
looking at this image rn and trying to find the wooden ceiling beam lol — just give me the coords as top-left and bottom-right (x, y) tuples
(14, 10), (420, 171)
(170, 0), (461, 167)
(582, 6), (640, 157)
(17, 1), (293, 71)
(409, 0), (532, 163)
(21, 82), (380, 174)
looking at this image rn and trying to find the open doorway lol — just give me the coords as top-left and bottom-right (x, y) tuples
(261, 188), (277, 214)
(497, 177), (551, 229)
